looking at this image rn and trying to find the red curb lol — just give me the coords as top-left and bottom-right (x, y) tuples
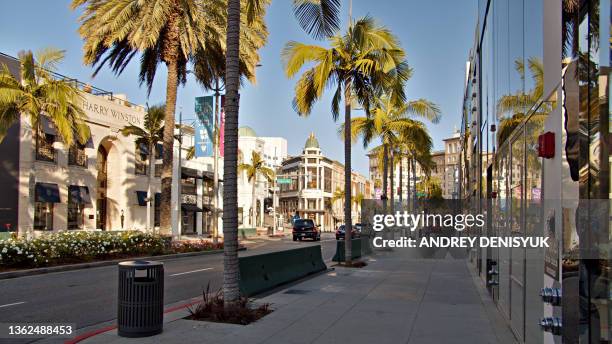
(64, 325), (116, 344)
(65, 300), (201, 344)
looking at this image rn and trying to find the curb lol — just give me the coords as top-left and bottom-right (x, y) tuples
(0, 246), (246, 280)
(65, 299), (201, 344)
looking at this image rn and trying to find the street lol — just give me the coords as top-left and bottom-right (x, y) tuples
(0, 234), (337, 340)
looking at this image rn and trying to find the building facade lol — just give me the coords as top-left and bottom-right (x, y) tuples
(278, 133), (371, 231)
(460, 1), (610, 342)
(237, 126), (287, 228)
(0, 53), (217, 238)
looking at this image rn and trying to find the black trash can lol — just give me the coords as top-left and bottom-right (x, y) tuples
(117, 260), (164, 338)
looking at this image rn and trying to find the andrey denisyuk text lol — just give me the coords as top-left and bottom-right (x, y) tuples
(372, 236), (550, 248)
(369, 211), (550, 248)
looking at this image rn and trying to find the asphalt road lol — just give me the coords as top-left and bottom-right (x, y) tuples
(0, 234), (337, 340)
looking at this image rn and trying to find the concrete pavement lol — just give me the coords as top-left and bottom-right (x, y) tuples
(0, 234), (337, 343)
(83, 250), (518, 344)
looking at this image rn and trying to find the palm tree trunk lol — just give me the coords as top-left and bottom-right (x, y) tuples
(159, 16), (180, 234)
(223, 0), (242, 306)
(382, 144), (388, 202)
(406, 156), (411, 204)
(389, 148), (395, 209)
(412, 158), (417, 201)
(251, 178), (257, 227)
(147, 143), (155, 232)
(213, 80), (220, 244)
(398, 153), (403, 203)
(343, 82), (352, 265)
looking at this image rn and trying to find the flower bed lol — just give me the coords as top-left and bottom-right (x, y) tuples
(0, 231), (223, 270)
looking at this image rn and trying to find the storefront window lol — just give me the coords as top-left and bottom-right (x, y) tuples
(36, 133), (56, 162)
(135, 143), (148, 175)
(67, 199), (84, 230)
(34, 202), (53, 230)
(324, 167), (332, 193)
(307, 167), (317, 189)
(68, 142), (87, 167)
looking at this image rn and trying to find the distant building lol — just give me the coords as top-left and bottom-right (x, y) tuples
(237, 126), (287, 228)
(278, 133), (371, 231)
(441, 130), (461, 199)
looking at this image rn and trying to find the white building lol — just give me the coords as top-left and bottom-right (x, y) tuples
(237, 126), (287, 228)
(0, 53), (219, 238)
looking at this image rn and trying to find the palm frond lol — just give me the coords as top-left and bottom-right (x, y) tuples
(292, 0), (341, 39)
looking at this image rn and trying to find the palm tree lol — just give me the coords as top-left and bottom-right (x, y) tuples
(284, 17), (409, 265)
(346, 92), (439, 203)
(238, 151), (275, 228)
(0, 48), (90, 237)
(71, 0), (268, 234)
(120, 105), (165, 232)
(331, 187), (363, 217)
(497, 58), (551, 147)
(219, 0), (340, 305)
(0, 48), (90, 145)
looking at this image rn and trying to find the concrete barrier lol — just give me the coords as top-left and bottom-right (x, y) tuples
(239, 245), (327, 297)
(239, 227), (257, 239)
(332, 238), (364, 262)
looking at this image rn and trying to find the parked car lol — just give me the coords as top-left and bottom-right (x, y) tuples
(335, 223), (362, 240)
(292, 219), (321, 241)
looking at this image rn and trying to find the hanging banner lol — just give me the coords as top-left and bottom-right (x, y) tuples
(194, 96), (214, 157)
(219, 95), (225, 157)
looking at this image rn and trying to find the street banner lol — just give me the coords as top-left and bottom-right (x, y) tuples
(194, 96), (214, 157)
(219, 95), (225, 157)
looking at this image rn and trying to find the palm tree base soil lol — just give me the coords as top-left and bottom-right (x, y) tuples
(187, 285), (271, 325)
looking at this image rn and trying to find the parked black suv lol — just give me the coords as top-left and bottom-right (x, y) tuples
(292, 219), (320, 241)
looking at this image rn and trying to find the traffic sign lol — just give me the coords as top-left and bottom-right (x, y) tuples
(277, 178), (292, 184)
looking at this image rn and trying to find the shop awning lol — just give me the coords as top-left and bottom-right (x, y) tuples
(68, 185), (92, 204)
(181, 203), (203, 212)
(35, 183), (60, 203)
(181, 167), (202, 179)
(136, 191), (147, 206)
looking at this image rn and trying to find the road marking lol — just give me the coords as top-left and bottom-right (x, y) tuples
(169, 268), (213, 277)
(0, 301), (26, 308)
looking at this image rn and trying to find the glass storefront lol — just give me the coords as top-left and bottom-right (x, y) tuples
(462, 0), (611, 342)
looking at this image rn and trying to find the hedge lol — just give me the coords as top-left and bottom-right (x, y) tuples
(0, 231), (222, 269)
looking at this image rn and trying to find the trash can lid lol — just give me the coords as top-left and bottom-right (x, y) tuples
(118, 260), (163, 268)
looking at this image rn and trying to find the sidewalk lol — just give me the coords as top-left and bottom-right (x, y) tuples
(83, 251), (517, 344)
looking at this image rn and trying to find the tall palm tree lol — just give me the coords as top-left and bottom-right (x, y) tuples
(0, 48), (90, 145)
(238, 151), (275, 228)
(284, 17), (409, 265)
(346, 93), (439, 202)
(219, 0), (340, 305)
(120, 105), (165, 232)
(0, 48), (90, 237)
(71, 0), (268, 234)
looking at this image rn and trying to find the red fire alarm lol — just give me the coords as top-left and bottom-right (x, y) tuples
(538, 132), (555, 159)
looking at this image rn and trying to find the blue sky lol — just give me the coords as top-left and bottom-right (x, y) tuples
(0, 0), (476, 176)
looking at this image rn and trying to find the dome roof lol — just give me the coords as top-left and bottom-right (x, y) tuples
(304, 132), (320, 149)
(238, 126), (257, 137)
